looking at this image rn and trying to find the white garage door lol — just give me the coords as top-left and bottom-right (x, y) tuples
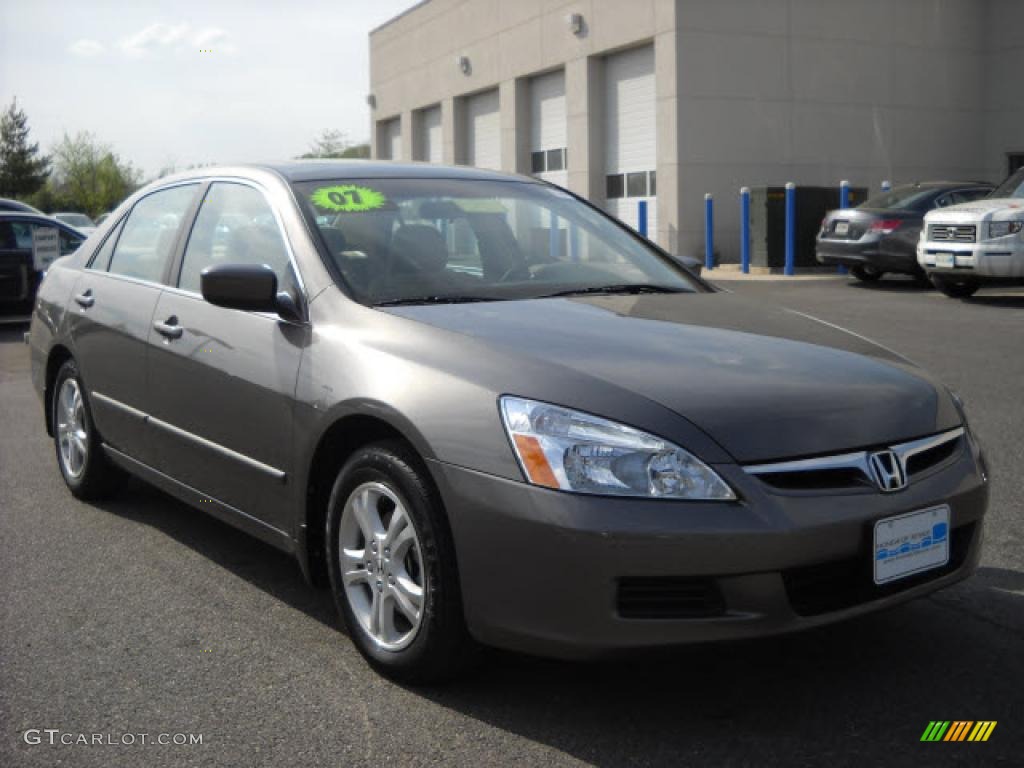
(379, 118), (402, 161)
(529, 70), (567, 189)
(416, 105), (442, 164)
(604, 45), (656, 239)
(463, 89), (500, 170)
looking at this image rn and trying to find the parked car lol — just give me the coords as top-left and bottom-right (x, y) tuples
(95, 212), (113, 226)
(1, 212), (86, 318)
(816, 181), (993, 282)
(51, 212), (97, 235)
(917, 168), (1024, 297)
(0, 197), (44, 214)
(28, 162), (988, 682)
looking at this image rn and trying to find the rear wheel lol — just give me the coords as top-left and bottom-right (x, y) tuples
(52, 359), (120, 499)
(851, 265), (883, 282)
(326, 441), (473, 683)
(931, 274), (980, 298)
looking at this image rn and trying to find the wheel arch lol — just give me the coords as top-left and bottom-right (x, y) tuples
(43, 344), (74, 437)
(299, 404), (442, 588)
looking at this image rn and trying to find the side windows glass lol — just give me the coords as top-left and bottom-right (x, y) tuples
(108, 184), (198, 283)
(179, 182), (295, 295)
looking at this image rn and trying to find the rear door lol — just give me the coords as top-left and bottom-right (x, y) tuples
(145, 180), (307, 533)
(67, 183), (200, 464)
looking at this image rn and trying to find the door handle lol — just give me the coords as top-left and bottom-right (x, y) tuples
(74, 290), (94, 308)
(153, 317), (183, 340)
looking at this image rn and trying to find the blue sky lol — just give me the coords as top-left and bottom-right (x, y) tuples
(0, 0), (418, 178)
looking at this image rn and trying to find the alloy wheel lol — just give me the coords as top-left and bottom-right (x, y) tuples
(56, 378), (88, 479)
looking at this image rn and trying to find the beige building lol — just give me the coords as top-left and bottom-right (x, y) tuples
(369, 0), (1024, 262)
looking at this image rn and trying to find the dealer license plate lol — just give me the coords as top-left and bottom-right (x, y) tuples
(873, 505), (950, 585)
(934, 252), (955, 268)
(834, 221), (849, 236)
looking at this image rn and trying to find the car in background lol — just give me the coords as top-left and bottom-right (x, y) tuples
(918, 168), (1024, 298)
(95, 212), (113, 226)
(52, 212), (97, 235)
(816, 182), (993, 283)
(0, 197), (44, 215)
(0, 212), (86, 319)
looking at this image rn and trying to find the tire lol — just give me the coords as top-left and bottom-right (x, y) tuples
(326, 440), (473, 683)
(931, 274), (980, 299)
(851, 265), (883, 282)
(52, 359), (120, 500)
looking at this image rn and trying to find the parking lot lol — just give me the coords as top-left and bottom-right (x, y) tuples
(1, 276), (1021, 768)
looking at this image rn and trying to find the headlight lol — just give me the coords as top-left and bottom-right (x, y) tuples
(988, 221), (1023, 238)
(499, 396), (735, 500)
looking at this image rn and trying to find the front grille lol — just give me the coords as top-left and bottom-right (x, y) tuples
(782, 522), (975, 617)
(929, 224), (976, 243)
(756, 467), (872, 492)
(0, 264), (27, 300)
(906, 435), (962, 477)
(617, 577), (726, 619)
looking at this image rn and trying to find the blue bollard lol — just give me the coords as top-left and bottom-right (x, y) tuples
(740, 187), (751, 274)
(704, 193), (714, 270)
(637, 200), (648, 238)
(881, 179), (892, 192)
(784, 182), (795, 276)
(837, 180), (850, 275)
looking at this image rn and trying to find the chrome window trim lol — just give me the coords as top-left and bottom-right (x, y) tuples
(743, 427), (965, 481)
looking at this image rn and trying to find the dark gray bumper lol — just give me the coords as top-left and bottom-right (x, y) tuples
(428, 441), (988, 658)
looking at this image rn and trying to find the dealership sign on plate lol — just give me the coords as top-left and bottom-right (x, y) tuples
(32, 227), (60, 271)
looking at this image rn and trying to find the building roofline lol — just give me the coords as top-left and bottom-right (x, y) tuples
(370, 0), (433, 36)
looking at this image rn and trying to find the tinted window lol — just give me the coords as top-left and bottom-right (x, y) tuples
(179, 182), (295, 295)
(108, 185), (197, 282)
(860, 186), (938, 211)
(56, 227), (84, 255)
(988, 168), (1024, 199)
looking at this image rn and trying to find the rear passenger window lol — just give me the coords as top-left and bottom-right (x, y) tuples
(89, 218), (125, 270)
(178, 182), (296, 295)
(108, 185), (197, 283)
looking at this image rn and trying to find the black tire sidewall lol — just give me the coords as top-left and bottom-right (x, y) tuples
(852, 265), (883, 282)
(325, 442), (467, 682)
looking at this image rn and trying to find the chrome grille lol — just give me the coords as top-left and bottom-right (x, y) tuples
(929, 224), (976, 243)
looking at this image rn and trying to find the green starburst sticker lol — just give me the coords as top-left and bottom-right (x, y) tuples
(310, 184), (387, 212)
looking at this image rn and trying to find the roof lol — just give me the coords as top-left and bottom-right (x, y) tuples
(369, 0), (433, 35)
(255, 159), (531, 183)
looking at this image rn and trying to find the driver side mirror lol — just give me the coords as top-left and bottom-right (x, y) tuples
(200, 263), (304, 323)
(675, 254), (703, 276)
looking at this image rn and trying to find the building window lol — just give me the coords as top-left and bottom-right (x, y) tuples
(1009, 153), (1024, 174)
(531, 147), (567, 175)
(648, 171), (656, 196)
(546, 148), (565, 172)
(531, 151), (546, 174)
(626, 172), (647, 198)
(606, 174), (625, 199)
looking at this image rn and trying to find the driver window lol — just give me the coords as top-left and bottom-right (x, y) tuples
(179, 182), (297, 295)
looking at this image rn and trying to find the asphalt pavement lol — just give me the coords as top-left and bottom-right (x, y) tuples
(1, 275), (1022, 767)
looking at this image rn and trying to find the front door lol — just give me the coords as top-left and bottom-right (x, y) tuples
(145, 181), (307, 533)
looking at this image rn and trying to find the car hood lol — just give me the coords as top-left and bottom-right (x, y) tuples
(382, 292), (961, 463)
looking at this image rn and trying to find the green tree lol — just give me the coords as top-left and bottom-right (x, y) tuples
(0, 98), (50, 199)
(299, 129), (369, 159)
(42, 132), (141, 217)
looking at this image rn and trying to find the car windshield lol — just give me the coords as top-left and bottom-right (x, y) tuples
(859, 186), (939, 211)
(990, 168), (1024, 199)
(57, 213), (95, 228)
(293, 178), (700, 305)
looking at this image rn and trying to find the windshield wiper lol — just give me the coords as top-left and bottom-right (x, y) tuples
(535, 284), (688, 299)
(373, 295), (507, 307)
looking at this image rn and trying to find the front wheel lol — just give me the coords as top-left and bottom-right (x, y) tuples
(851, 265), (883, 282)
(931, 274), (980, 298)
(52, 359), (120, 499)
(326, 441), (473, 683)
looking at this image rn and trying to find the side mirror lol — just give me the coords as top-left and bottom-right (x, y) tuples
(200, 263), (306, 325)
(675, 254), (703, 276)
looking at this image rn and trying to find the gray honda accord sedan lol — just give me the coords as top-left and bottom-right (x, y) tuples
(28, 162), (988, 682)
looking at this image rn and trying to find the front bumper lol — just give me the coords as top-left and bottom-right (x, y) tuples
(428, 437), (988, 658)
(816, 235), (919, 273)
(918, 239), (1024, 279)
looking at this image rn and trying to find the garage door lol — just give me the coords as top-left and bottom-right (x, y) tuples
(415, 105), (442, 164)
(463, 89), (500, 170)
(604, 45), (656, 239)
(530, 70), (567, 189)
(379, 118), (402, 161)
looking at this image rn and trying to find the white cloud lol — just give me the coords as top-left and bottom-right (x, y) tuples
(192, 27), (236, 54)
(119, 23), (192, 58)
(68, 39), (105, 57)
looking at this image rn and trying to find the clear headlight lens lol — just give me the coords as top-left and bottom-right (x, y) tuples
(499, 396), (735, 500)
(988, 221), (1023, 238)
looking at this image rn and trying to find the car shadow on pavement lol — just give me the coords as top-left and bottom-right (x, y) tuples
(90, 476), (339, 630)
(411, 566), (1024, 766)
